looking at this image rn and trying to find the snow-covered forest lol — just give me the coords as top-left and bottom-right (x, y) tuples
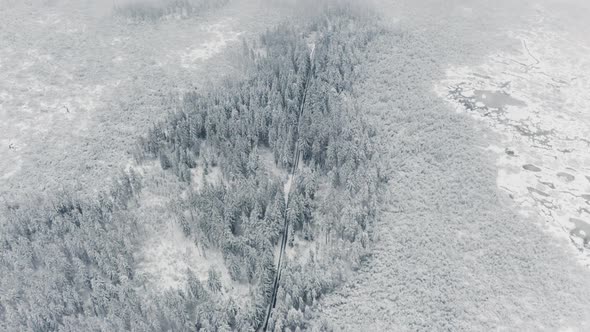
(2, 0), (590, 331)
(0, 3), (383, 331)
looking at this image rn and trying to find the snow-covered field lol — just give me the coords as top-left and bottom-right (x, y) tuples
(0, 0), (279, 198)
(0, 0), (288, 314)
(316, 1), (590, 330)
(437, 6), (590, 266)
(2, 0), (589, 329)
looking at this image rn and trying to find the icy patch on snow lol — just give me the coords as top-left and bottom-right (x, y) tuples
(437, 21), (590, 266)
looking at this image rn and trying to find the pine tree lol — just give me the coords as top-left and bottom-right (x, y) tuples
(207, 268), (222, 294)
(159, 151), (172, 170)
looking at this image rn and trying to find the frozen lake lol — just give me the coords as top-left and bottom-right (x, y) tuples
(438, 6), (590, 266)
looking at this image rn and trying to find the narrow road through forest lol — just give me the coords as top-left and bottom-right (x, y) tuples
(262, 44), (315, 331)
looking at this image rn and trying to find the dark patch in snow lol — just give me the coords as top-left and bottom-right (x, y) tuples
(539, 181), (555, 189)
(570, 218), (590, 245)
(523, 164), (541, 172)
(528, 187), (549, 197)
(557, 172), (575, 182)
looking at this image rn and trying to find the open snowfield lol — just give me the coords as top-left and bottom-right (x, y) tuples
(0, 0), (283, 199)
(438, 3), (590, 266)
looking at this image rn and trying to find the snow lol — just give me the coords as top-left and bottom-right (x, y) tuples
(135, 162), (244, 296)
(285, 235), (313, 264)
(437, 16), (590, 267)
(191, 161), (222, 191)
(179, 18), (243, 68)
(258, 148), (287, 180)
(135, 214), (252, 303)
(0, 0), (258, 197)
(136, 219), (218, 290)
(283, 175), (293, 204)
(316, 1), (590, 329)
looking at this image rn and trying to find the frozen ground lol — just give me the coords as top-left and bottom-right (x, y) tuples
(0, 0), (283, 199)
(317, 0), (590, 330)
(437, 4), (590, 266)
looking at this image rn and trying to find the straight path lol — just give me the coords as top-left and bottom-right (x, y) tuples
(262, 44), (315, 331)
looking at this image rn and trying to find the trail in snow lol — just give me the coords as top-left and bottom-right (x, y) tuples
(262, 44), (314, 331)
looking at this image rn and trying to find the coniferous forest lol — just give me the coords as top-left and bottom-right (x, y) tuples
(0, 4), (384, 331)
